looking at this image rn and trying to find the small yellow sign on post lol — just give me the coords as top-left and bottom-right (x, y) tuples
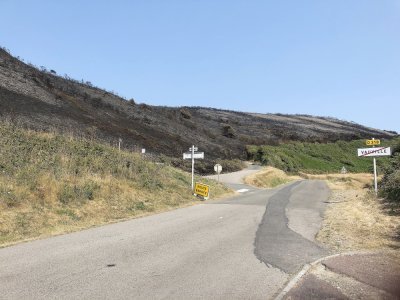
(194, 182), (210, 200)
(366, 139), (380, 146)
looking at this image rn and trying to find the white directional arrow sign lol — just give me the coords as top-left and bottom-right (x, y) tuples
(183, 152), (204, 159)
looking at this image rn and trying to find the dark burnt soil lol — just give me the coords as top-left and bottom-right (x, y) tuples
(0, 48), (396, 161)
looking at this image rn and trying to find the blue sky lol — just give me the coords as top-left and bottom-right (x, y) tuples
(1, 0), (400, 132)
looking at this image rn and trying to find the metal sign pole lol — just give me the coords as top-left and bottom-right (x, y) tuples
(183, 146), (203, 192)
(373, 157), (378, 195)
(372, 138), (378, 195)
(214, 164), (222, 183)
(358, 139), (389, 197)
(191, 145), (195, 191)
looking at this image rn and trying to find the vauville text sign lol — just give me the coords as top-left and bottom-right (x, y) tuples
(357, 147), (391, 157)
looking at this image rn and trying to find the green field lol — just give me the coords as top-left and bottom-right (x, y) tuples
(247, 139), (399, 174)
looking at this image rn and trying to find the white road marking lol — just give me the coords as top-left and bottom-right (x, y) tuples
(237, 189), (249, 193)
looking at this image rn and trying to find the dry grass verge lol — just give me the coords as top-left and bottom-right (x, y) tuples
(0, 123), (232, 247)
(0, 170), (232, 248)
(300, 172), (373, 190)
(244, 167), (301, 188)
(314, 173), (400, 253)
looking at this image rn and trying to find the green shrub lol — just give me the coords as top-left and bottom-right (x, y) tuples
(1, 190), (20, 207)
(246, 139), (397, 174)
(58, 185), (75, 204)
(15, 213), (33, 235)
(0, 181), (23, 207)
(135, 201), (146, 210)
(379, 150), (400, 202)
(58, 181), (100, 204)
(222, 125), (236, 138)
(56, 208), (80, 220)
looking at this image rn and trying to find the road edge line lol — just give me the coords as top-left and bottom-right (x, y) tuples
(274, 263), (311, 300)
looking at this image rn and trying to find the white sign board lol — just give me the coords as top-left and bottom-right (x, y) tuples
(214, 164), (222, 174)
(357, 147), (391, 157)
(183, 152), (204, 160)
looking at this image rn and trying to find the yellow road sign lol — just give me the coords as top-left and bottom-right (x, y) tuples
(366, 139), (380, 146)
(194, 182), (210, 199)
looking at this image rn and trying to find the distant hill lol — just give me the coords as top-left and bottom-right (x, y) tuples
(0, 47), (397, 160)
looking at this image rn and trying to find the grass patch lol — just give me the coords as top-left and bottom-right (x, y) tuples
(58, 180), (100, 204)
(0, 122), (232, 246)
(244, 167), (301, 188)
(300, 172), (374, 190)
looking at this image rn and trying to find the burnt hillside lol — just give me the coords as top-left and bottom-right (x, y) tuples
(0, 47), (396, 160)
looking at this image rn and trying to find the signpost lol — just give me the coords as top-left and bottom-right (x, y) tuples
(366, 139), (380, 146)
(357, 138), (391, 195)
(194, 182), (210, 200)
(183, 145), (204, 191)
(183, 152), (204, 159)
(214, 164), (222, 182)
(357, 147), (391, 157)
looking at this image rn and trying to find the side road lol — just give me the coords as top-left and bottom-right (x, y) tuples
(277, 251), (400, 299)
(205, 163), (262, 191)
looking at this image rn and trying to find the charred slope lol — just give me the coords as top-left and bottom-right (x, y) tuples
(0, 47), (397, 159)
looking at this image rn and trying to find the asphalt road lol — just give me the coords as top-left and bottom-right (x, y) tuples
(206, 163), (262, 192)
(0, 169), (330, 299)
